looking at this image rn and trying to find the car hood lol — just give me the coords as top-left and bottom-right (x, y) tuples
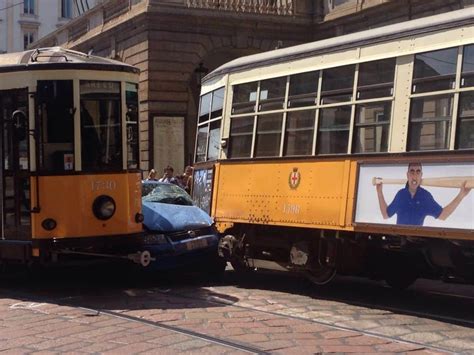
(142, 201), (213, 232)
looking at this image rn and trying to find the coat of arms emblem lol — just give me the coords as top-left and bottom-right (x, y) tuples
(289, 168), (301, 189)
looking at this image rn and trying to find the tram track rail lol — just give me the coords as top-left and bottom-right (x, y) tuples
(146, 287), (457, 354)
(0, 284), (453, 355)
(215, 272), (474, 328)
(76, 306), (269, 354)
(0, 288), (268, 354)
(0, 270), (472, 354)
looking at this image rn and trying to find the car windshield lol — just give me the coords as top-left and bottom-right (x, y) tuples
(142, 183), (193, 206)
(142, 182), (159, 197)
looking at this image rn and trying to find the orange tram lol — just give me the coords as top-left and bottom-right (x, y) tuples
(0, 48), (151, 267)
(192, 9), (474, 288)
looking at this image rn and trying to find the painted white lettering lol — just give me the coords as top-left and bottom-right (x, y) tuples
(283, 203), (300, 214)
(91, 180), (117, 191)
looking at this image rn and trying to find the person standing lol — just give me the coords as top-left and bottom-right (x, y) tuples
(146, 169), (158, 181)
(180, 166), (194, 194)
(158, 165), (178, 185)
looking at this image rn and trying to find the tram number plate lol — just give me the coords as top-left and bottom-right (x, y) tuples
(186, 238), (208, 251)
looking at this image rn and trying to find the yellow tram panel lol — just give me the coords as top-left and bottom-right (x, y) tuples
(30, 173), (142, 239)
(212, 160), (357, 231)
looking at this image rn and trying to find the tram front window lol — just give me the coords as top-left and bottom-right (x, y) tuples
(126, 83), (139, 169)
(80, 81), (122, 171)
(38, 80), (74, 172)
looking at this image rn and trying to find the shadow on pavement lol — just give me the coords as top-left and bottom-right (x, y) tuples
(0, 260), (240, 313)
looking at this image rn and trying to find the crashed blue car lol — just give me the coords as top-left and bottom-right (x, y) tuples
(141, 180), (225, 272)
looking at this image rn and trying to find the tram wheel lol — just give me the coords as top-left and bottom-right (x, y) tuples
(306, 265), (336, 285)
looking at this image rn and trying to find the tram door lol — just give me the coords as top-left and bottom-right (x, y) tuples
(0, 89), (31, 241)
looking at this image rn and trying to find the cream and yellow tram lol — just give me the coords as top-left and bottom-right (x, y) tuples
(0, 48), (149, 266)
(193, 9), (474, 288)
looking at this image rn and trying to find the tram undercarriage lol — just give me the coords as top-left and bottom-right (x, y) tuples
(0, 235), (154, 268)
(218, 224), (474, 288)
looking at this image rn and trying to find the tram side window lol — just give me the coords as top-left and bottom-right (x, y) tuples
(284, 110), (315, 156)
(456, 92), (474, 149)
(80, 81), (122, 171)
(37, 80), (74, 172)
(126, 83), (139, 169)
(228, 116), (254, 158)
(199, 93), (211, 123)
(207, 121), (221, 161)
(195, 87), (224, 162)
(320, 65), (355, 104)
(408, 94), (453, 151)
(254, 113), (283, 157)
(317, 106), (351, 154)
(195, 126), (208, 162)
(461, 44), (474, 88)
(357, 58), (396, 99)
(207, 88), (224, 161)
(353, 102), (391, 153)
(288, 71), (319, 108)
(258, 77), (286, 111)
(412, 47), (457, 93)
(232, 82), (258, 114)
(196, 93), (211, 162)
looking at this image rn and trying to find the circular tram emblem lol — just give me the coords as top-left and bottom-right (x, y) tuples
(289, 168), (301, 189)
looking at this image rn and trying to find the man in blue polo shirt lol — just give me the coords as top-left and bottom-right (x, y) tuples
(375, 163), (471, 226)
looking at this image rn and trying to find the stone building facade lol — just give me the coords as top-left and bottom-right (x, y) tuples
(0, 0), (99, 54)
(33, 0), (474, 174)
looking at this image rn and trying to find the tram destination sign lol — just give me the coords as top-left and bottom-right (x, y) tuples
(355, 162), (474, 230)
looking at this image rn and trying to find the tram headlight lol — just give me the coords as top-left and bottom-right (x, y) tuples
(41, 218), (57, 231)
(92, 195), (116, 220)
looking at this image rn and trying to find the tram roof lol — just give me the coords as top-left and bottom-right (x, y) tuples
(205, 7), (474, 83)
(0, 47), (139, 74)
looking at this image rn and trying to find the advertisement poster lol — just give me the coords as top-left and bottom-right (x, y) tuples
(355, 162), (474, 230)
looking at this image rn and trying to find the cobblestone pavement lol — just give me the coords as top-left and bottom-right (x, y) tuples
(175, 279), (474, 353)
(1, 269), (468, 354)
(0, 291), (445, 354)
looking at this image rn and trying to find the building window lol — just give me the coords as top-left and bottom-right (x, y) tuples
(61, 0), (73, 18)
(23, 0), (35, 15)
(329, 0), (354, 9)
(23, 31), (35, 49)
